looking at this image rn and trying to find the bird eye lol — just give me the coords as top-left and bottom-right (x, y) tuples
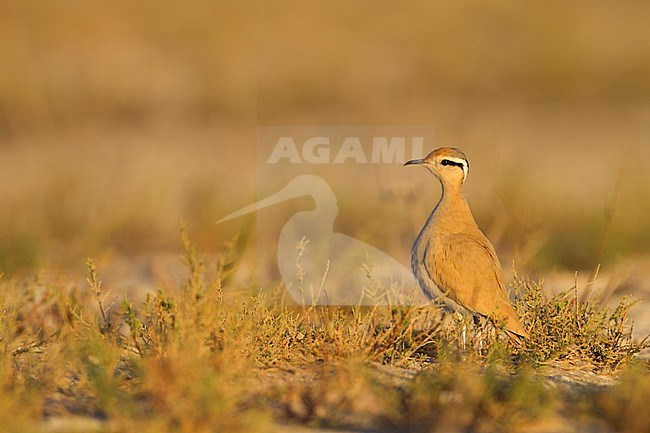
(441, 159), (463, 168)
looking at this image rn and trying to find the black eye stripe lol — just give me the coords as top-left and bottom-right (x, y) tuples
(441, 159), (465, 169)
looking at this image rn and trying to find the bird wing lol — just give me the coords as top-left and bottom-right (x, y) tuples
(423, 232), (527, 336)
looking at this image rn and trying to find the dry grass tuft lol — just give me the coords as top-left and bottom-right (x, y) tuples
(0, 232), (649, 432)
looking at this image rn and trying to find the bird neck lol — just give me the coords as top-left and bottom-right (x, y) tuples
(434, 181), (477, 229)
(439, 180), (464, 203)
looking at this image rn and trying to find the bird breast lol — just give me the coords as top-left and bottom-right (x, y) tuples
(411, 222), (467, 312)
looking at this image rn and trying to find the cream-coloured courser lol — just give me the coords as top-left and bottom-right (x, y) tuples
(405, 147), (528, 338)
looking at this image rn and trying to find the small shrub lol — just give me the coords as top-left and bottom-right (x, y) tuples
(513, 272), (649, 369)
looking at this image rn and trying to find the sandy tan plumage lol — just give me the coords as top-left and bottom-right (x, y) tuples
(406, 147), (529, 338)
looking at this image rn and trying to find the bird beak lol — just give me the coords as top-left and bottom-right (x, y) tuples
(216, 175), (328, 224)
(216, 185), (299, 224)
(404, 158), (423, 166)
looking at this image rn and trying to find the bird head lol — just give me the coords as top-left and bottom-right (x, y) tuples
(404, 147), (469, 184)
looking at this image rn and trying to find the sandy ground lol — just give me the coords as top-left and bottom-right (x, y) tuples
(39, 359), (622, 433)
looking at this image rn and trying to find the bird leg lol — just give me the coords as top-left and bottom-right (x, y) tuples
(462, 322), (467, 352)
(473, 315), (483, 354)
(453, 311), (467, 352)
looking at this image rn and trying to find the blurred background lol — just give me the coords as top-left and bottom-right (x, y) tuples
(1, 1), (649, 308)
